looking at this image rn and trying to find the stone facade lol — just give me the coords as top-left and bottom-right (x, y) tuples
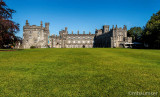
(49, 27), (95, 48)
(94, 25), (132, 48)
(22, 21), (132, 48)
(22, 20), (50, 48)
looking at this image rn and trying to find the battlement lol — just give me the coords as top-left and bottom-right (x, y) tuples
(24, 20), (50, 30)
(68, 31), (94, 35)
(112, 25), (127, 30)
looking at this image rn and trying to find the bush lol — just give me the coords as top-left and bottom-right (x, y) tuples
(30, 46), (36, 49)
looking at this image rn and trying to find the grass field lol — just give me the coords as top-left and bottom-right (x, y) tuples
(0, 48), (160, 97)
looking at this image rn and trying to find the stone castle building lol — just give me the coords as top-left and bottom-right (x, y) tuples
(94, 25), (132, 48)
(22, 20), (132, 48)
(49, 27), (95, 48)
(22, 20), (50, 48)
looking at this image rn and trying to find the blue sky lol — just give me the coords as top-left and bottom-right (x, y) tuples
(5, 0), (160, 37)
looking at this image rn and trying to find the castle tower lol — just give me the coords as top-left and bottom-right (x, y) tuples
(23, 21), (50, 49)
(103, 25), (109, 33)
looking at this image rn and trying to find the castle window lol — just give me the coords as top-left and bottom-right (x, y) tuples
(34, 40), (37, 43)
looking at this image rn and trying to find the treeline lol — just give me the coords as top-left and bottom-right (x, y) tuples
(127, 11), (160, 49)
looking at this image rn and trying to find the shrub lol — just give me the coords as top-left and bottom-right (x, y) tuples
(30, 46), (36, 49)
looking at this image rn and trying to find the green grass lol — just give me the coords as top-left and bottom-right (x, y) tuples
(0, 48), (160, 97)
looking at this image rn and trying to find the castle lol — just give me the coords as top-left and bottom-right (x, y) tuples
(49, 27), (95, 48)
(22, 20), (132, 48)
(22, 20), (50, 49)
(94, 25), (132, 48)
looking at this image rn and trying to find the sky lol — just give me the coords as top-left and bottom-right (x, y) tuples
(4, 0), (160, 37)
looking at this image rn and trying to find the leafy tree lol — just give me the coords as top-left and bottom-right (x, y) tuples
(0, 0), (19, 48)
(143, 10), (160, 48)
(127, 27), (143, 42)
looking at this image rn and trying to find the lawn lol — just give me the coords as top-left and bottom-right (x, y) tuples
(0, 48), (160, 97)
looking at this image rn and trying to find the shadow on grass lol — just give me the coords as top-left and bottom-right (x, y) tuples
(0, 49), (24, 52)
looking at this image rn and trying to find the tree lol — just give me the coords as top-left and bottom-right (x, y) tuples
(127, 27), (143, 42)
(0, 0), (19, 48)
(143, 10), (160, 48)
